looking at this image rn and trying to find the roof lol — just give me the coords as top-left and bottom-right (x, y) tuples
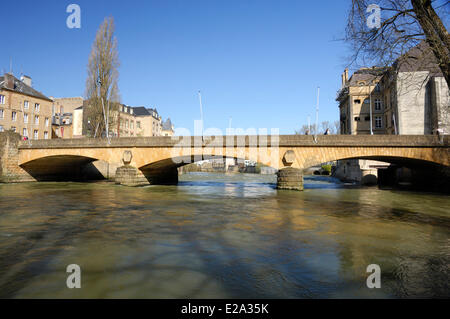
(0, 74), (52, 101)
(132, 106), (151, 116)
(162, 118), (173, 130)
(347, 67), (388, 87)
(394, 41), (444, 77)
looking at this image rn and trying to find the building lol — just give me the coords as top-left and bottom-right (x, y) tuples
(82, 101), (167, 138)
(50, 97), (84, 139)
(0, 73), (53, 139)
(72, 106), (83, 138)
(335, 42), (450, 184)
(336, 67), (387, 135)
(161, 118), (174, 136)
(337, 42), (449, 136)
(117, 105), (163, 137)
(52, 112), (73, 138)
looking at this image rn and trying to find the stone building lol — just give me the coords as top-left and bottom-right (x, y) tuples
(337, 42), (449, 136)
(161, 118), (174, 136)
(335, 42), (449, 184)
(50, 97), (84, 139)
(81, 102), (166, 138)
(117, 105), (163, 137)
(0, 73), (53, 139)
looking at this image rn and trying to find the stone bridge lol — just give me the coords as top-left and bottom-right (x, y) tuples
(0, 132), (449, 190)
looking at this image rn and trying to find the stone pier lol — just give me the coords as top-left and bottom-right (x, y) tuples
(115, 165), (149, 187)
(0, 132), (34, 182)
(276, 167), (304, 191)
(114, 150), (178, 186)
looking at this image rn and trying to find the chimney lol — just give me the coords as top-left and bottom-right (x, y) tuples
(341, 68), (349, 88)
(21, 75), (32, 87)
(4, 73), (15, 90)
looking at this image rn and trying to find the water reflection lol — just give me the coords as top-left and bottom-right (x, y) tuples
(0, 173), (448, 298)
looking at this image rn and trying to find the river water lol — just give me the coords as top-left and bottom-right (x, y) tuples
(0, 173), (448, 298)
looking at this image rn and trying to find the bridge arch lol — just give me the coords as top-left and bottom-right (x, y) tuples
(20, 155), (105, 181)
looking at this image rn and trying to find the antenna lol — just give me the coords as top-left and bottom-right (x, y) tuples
(9, 57), (12, 74)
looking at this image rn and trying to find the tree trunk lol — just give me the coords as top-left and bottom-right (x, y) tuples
(411, 0), (450, 90)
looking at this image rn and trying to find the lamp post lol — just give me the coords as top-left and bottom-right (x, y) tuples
(97, 74), (109, 139)
(369, 83), (373, 135)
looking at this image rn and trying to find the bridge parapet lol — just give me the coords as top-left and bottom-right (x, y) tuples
(17, 135), (450, 149)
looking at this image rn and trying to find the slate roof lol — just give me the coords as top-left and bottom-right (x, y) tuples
(394, 41), (443, 77)
(162, 118), (173, 130)
(132, 106), (151, 116)
(0, 74), (52, 101)
(347, 67), (388, 87)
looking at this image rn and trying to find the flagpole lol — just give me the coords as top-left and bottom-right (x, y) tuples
(198, 90), (204, 138)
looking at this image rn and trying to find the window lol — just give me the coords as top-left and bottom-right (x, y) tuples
(34, 130), (38, 139)
(354, 117), (361, 122)
(24, 101), (29, 109)
(23, 128), (28, 137)
(375, 83), (381, 92)
(0, 95), (5, 104)
(45, 118), (49, 127)
(24, 113), (28, 123)
(375, 116), (382, 128)
(365, 116), (370, 121)
(137, 121), (141, 129)
(363, 99), (370, 104)
(44, 131), (49, 139)
(0, 109), (4, 119)
(34, 103), (40, 113)
(0, 125), (3, 132)
(354, 99), (361, 104)
(130, 121), (134, 130)
(374, 99), (382, 111)
(34, 115), (39, 125)
(12, 111), (17, 121)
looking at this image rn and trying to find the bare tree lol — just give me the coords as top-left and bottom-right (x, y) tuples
(295, 124), (311, 135)
(320, 121), (331, 134)
(332, 120), (341, 134)
(85, 17), (120, 138)
(345, 0), (449, 89)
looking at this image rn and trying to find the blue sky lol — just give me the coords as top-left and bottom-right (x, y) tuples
(1, 0), (352, 134)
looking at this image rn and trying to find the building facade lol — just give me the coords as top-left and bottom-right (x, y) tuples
(81, 102), (167, 138)
(337, 42), (449, 136)
(0, 73), (53, 139)
(161, 118), (174, 136)
(117, 105), (163, 137)
(50, 97), (84, 139)
(335, 42), (449, 184)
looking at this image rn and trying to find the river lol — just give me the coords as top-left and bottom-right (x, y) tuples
(0, 173), (449, 298)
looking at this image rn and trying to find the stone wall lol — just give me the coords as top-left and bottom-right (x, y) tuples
(0, 131), (34, 182)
